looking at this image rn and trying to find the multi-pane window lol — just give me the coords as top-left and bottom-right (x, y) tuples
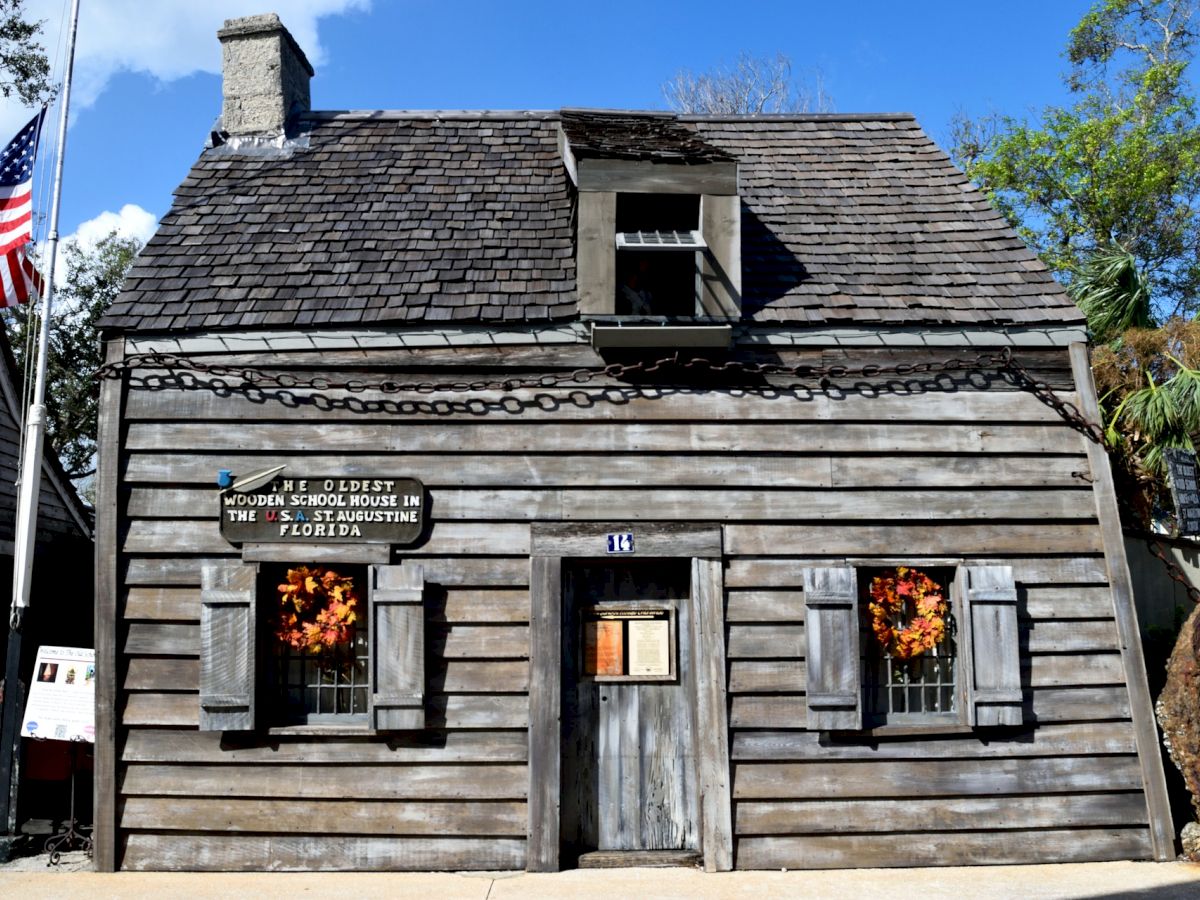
(861, 566), (958, 725)
(614, 193), (702, 316)
(263, 563), (369, 725)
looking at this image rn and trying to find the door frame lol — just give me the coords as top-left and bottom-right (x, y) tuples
(527, 523), (733, 873)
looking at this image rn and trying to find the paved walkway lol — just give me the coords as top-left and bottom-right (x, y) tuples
(2, 857), (1200, 899)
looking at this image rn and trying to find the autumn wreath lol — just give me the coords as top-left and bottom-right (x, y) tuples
(275, 565), (359, 652)
(867, 566), (949, 660)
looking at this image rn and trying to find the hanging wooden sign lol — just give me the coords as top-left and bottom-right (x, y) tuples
(219, 468), (425, 544)
(1164, 449), (1200, 536)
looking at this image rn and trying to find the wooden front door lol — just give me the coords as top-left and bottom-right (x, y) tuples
(560, 559), (699, 860)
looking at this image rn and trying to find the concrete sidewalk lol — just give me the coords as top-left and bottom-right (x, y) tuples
(2, 857), (1200, 900)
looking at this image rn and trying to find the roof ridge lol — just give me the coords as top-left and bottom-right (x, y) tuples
(301, 109), (917, 124)
(302, 110), (559, 121)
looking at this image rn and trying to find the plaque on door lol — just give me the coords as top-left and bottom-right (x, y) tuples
(581, 606), (675, 681)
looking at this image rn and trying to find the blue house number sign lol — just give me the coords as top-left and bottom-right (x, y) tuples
(607, 532), (635, 554)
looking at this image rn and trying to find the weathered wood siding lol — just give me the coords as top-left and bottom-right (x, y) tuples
(106, 338), (1159, 870)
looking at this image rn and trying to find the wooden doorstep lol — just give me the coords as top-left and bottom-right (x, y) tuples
(574, 849), (702, 869)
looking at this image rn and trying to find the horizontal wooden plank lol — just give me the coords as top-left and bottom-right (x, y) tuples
(122, 490), (1095, 544)
(121, 764), (527, 800)
(732, 755), (1144, 800)
(120, 834), (525, 871)
(120, 797), (526, 836)
(731, 722), (1139, 761)
(1025, 620), (1119, 653)
(725, 591), (805, 623)
(725, 557), (1109, 589)
(530, 521), (722, 558)
(724, 523), (1103, 557)
(720, 657), (1123, 705)
(724, 586), (1117, 623)
(125, 658), (198, 691)
(438, 661), (529, 693)
(735, 792), (1148, 834)
(730, 695), (806, 729)
(1026, 653), (1126, 687)
(402, 557), (531, 587)
(728, 686), (1133, 729)
(125, 623), (198, 656)
(432, 625), (528, 659)
(727, 625), (804, 659)
(1024, 587), (1115, 619)
(733, 828), (1153, 869)
(122, 693), (197, 727)
(125, 588), (199, 621)
(125, 421), (1079, 455)
(122, 452), (1093, 491)
(428, 694), (529, 730)
(123, 383), (1074, 424)
(124, 452), (836, 489)
(121, 556), (530, 588)
(559, 489), (1095, 522)
(123, 658), (528, 695)
(122, 693), (530, 729)
(1031, 686), (1131, 721)
(124, 557), (235, 586)
(729, 660), (805, 693)
(122, 729), (528, 764)
(430, 590), (529, 624)
(831, 454), (1090, 488)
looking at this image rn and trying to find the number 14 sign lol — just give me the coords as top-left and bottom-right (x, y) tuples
(606, 532), (634, 554)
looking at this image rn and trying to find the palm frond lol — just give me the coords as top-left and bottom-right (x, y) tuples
(1070, 245), (1155, 341)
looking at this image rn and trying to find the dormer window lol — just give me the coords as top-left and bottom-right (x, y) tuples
(558, 110), (741, 346)
(615, 193), (704, 317)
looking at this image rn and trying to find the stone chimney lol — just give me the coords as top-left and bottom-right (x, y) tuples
(217, 13), (314, 137)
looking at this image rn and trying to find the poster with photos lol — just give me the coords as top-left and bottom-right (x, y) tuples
(22, 646), (95, 742)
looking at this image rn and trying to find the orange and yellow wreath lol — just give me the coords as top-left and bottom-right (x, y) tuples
(868, 566), (948, 660)
(275, 565), (359, 652)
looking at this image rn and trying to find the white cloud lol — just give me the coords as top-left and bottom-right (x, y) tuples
(0, 1), (369, 136)
(47, 202), (157, 287)
(66, 202), (158, 250)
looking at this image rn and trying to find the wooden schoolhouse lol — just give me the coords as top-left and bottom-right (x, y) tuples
(92, 13), (1175, 872)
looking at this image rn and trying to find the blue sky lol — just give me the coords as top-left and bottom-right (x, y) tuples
(0, 0), (1095, 254)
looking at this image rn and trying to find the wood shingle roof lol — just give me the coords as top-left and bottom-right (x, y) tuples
(100, 110), (1082, 333)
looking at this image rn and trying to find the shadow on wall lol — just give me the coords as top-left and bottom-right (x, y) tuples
(1125, 535), (1197, 633)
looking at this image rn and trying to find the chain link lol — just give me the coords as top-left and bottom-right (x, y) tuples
(97, 345), (1200, 606)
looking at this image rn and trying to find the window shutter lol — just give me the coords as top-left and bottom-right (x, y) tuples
(370, 563), (425, 730)
(802, 567), (861, 730)
(960, 565), (1023, 727)
(199, 563), (257, 732)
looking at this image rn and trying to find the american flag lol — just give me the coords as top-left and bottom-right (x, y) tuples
(0, 111), (45, 307)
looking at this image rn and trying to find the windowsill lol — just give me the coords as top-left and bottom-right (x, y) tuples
(265, 723), (375, 737)
(590, 322), (732, 349)
(831, 722), (973, 739)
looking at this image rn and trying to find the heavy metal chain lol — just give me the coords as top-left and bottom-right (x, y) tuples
(96, 346), (1200, 606)
(97, 348), (1018, 392)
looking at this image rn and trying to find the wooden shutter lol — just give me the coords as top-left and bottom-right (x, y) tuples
(960, 565), (1023, 727)
(803, 567), (861, 730)
(370, 563), (425, 730)
(199, 563), (256, 732)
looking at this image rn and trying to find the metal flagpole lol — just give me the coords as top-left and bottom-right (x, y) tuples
(0, 0), (82, 839)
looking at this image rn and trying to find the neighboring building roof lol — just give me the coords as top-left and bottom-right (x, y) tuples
(100, 110), (1082, 333)
(0, 329), (92, 545)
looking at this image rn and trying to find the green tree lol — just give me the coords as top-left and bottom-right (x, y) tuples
(951, 0), (1200, 320)
(0, 0), (50, 105)
(6, 231), (141, 482)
